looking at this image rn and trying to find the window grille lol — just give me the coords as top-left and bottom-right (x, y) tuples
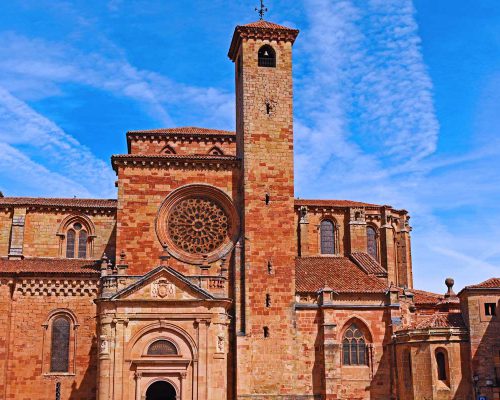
(147, 340), (177, 356)
(320, 220), (335, 254)
(367, 226), (378, 259)
(258, 45), (276, 68)
(78, 230), (87, 259)
(50, 317), (70, 372)
(65, 230), (75, 259)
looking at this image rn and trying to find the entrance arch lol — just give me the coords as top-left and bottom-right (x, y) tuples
(145, 380), (177, 400)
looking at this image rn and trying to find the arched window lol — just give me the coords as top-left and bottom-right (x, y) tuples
(258, 45), (276, 68)
(65, 229), (75, 259)
(367, 226), (378, 259)
(65, 222), (88, 259)
(342, 324), (367, 365)
(147, 340), (178, 356)
(435, 349), (448, 381)
(320, 220), (335, 254)
(50, 317), (70, 372)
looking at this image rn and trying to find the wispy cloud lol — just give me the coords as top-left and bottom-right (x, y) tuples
(293, 0), (499, 291)
(0, 31), (234, 198)
(0, 86), (116, 197)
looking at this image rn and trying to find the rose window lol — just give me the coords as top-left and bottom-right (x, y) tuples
(167, 197), (230, 254)
(156, 184), (239, 264)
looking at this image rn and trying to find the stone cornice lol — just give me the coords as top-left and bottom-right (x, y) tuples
(111, 154), (241, 172)
(228, 24), (300, 61)
(126, 131), (236, 153)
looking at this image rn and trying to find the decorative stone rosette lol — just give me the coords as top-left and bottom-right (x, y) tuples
(156, 184), (239, 264)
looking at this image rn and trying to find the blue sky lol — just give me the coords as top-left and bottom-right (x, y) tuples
(0, 0), (498, 292)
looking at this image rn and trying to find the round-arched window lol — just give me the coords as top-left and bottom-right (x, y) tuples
(147, 340), (178, 356)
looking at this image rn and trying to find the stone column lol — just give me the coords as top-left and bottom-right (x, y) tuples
(134, 372), (142, 400)
(112, 318), (128, 400)
(98, 316), (113, 400)
(381, 209), (397, 285)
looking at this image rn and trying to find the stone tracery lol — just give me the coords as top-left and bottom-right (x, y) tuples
(167, 197), (229, 255)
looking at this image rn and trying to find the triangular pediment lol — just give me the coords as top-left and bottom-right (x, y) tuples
(110, 266), (215, 301)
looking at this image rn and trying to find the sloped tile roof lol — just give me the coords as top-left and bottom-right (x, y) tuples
(412, 289), (444, 305)
(295, 257), (388, 293)
(350, 252), (387, 276)
(243, 21), (297, 30)
(0, 197), (117, 209)
(411, 313), (466, 329)
(127, 127), (235, 136)
(295, 199), (381, 208)
(0, 258), (100, 276)
(465, 278), (500, 289)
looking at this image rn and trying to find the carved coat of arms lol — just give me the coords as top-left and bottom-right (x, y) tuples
(151, 278), (175, 299)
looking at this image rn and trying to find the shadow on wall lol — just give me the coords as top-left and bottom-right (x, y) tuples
(471, 305), (499, 399)
(369, 309), (393, 400)
(312, 309), (325, 397)
(69, 334), (98, 400)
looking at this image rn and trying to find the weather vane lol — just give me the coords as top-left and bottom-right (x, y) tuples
(255, 0), (268, 20)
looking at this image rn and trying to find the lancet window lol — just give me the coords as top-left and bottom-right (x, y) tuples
(320, 219), (335, 255)
(342, 323), (367, 365)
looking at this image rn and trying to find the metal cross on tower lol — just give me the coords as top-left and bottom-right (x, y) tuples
(255, 0), (268, 20)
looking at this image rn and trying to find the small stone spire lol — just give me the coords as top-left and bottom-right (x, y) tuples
(444, 277), (456, 298)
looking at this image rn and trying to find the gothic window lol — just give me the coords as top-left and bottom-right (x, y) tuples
(147, 340), (178, 356)
(342, 324), (367, 365)
(258, 45), (276, 68)
(65, 229), (75, 259)
(367, 226), (378, 259)
(320, 220), (335, 255)
(435, 349), (448, 382)
(485, 303), (496, 316)
(65, 222), (88, 259)
(50, 317), (70, 372)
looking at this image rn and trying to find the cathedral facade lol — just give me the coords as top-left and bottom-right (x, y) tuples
(0, 20), (498, 400)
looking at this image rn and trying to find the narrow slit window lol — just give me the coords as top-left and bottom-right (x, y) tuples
(78, 230), (87, 259)
(66, 229), (75, 259)
(263, 326), (270, 338)
(320, 220), (335, 254)
(367, 226), (378, 259)
(436, 350), (447, 381)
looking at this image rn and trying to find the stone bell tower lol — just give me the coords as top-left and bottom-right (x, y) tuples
(228, 20), (299, 396)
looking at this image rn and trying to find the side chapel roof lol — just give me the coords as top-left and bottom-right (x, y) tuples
(0, 258), (100, 276)
(295, 256), (388, 294)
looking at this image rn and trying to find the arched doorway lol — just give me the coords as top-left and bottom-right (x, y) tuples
(145, 380), (177, 400)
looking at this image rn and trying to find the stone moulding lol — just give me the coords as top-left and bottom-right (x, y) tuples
(111, 154), (240, 172)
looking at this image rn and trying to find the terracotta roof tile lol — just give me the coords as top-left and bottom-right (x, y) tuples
(412, 289), (444, 305)
(465, 278), (500, 289)
(0, 197), (117, 209)
(127, 127), (235, 136)
(243, 21), (297, 30)
(0, 258), (100, 276)
(410, 313), (466, 329)
(350, 252), (387, 276)
(228, 20), (299, 60)
(295, 257), (388, 293)
(295, 199), (381, 208)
